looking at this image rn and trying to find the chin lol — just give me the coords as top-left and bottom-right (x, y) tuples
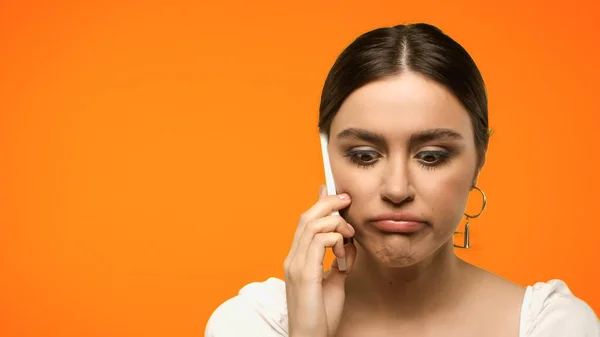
(364, 235), (430, 268)
(360, 233), (442, 268)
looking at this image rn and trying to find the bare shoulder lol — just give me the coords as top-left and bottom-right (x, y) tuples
(462, 262), (599, 336)
(477, 266), (526, 299)
(462, 260), (526, 302)
(460, 261), (526, 336)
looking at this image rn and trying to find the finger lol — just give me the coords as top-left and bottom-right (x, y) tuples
(293, 185), (334, 243)
(288, 193), (352, 258)
(286, 185), (327, 263)
(288, 213), (355, 265)
(294, 194), (351, 241)
(292, 215), (355, 264)
(318, 184), (327, 200)
(303, 194), (351, 222)
(328, 241), (357, 282)
(304, 232), (345, 274)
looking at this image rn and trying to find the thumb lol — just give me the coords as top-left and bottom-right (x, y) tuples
(326, 241), (357, 285)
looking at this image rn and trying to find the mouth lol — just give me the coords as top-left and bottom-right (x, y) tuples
(369, 212), (428, 234)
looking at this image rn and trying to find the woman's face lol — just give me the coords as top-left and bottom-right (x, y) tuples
(329, 71), (482, 267)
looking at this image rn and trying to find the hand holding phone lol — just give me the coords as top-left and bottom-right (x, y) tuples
(283, 134), (358, 337)
(319, 131), (350, 270)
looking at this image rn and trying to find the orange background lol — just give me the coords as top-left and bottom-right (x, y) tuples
(1, 0), (599, 335)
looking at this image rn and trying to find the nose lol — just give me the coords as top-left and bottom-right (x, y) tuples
(380, 157), (414, 205)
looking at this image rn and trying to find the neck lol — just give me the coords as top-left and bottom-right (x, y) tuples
(345, 240), (470, 318)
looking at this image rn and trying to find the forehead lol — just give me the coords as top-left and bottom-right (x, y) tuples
(330, 72), (473, 141)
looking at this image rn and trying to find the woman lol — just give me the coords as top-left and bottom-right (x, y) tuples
(205, 23), (599, 336)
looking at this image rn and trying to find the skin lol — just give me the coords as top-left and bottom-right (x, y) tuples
(284, 71), (525, 337)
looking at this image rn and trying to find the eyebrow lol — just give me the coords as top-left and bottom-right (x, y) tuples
(336, 127), (464, 147)
(409, 128), (464, 144)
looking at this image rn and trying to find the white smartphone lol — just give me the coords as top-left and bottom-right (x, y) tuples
(319, 131), (339, 213)
(319, 131), (348, 271)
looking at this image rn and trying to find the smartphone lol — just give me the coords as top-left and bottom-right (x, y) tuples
(319, 131), (339, 210)
(319, 131), (350, 271)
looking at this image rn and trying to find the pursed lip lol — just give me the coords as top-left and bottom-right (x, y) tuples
(370, 212), (427, 223)
(368, 212), (428, 233)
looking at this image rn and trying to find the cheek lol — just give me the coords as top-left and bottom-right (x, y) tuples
(331, 163), (380, 223)
(417, 168), (473, 225)
(333, 165), (379, 201)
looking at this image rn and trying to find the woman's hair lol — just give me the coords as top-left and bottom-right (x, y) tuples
(318, 23), (491, 160)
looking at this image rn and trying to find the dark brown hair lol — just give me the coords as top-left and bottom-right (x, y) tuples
(318, 23), (491, 160)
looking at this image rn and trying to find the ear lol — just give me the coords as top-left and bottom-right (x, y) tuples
(473, 152), (487, 187)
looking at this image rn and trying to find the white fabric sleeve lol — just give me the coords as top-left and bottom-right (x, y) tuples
(520, 279), (599, 337)
(205, 278), (289, 337)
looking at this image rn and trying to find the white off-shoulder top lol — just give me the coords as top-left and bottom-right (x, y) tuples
(205, 278), (599, 337)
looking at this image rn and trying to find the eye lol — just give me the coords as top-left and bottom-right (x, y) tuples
(345, 150), (381, 168)
(415, 150), (451, 168)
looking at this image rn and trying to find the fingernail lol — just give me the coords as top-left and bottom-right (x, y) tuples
(338, 194), (349, 200)
(347, 224), (355, 234)
(337, 257), (347, 271)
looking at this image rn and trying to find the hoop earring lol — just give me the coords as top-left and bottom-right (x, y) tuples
(454, 186), (487, 249)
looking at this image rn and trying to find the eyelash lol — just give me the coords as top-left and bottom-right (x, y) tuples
(416, 150), (451, 170)
(345, 150), (379, 169)
(344, 150), (452, 170)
